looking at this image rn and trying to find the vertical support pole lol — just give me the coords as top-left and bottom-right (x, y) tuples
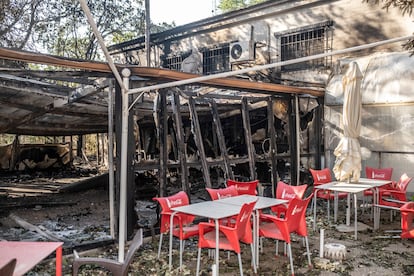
(295, 95), (301, 185)
(144, 0), (151, 66)
(159, 90), (168, 195)
(209, 100), (234, 180)
(314, 101), (322, 169)
(241, 97), (256, 180)
(118, 68), (131, 262)
(267, 98), (278, 197)
(171, 92), (190, 193)
(107, 81), (115, 238)
(188, 97), (211, 188)
(288, 96), (298, 185)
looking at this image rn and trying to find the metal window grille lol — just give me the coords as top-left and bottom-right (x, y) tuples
(163, 55), (183, 71)
(279, 23), (333, 72)
(201, 46), (230, 75)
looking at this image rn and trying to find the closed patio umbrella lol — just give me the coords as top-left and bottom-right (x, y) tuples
(333, 61), (363, 182)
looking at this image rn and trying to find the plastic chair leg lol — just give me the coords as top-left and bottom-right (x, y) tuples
(196, 247), (202, 276)
(305, 236), (311, 266)
(287, 243), (294, 276)
(237, 253), (243, 276)
(157, 233), (163, 258)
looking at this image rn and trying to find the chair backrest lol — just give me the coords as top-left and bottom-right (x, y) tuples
(276, 181), (307, 200)
(396, 173), (412, 192)
(235, 200), (257, 243)
(400, 201), (414, 239)
(310, 168), (332, 185)
(152, 191), (194, 233)
(206, 186), (238, 200)
(284, 194), (313, 237)
(365, 166), (393, 180)
(0, 258), (16, 276)
(226, 179), (259, 195)
(122, 228), (143, 275)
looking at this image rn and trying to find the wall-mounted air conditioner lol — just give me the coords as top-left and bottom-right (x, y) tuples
(229, 41), (255, 63)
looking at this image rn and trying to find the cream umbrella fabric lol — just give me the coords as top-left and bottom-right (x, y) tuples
(333, 61), (363, 182)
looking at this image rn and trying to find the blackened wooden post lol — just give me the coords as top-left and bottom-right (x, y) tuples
(267, 98), (278, 197)
(209, 100), (234, 180)
(289, 96), (299, 185)
(241, 97), (257, 180)
(171, 92), (190, 193)
(188, 97), (211, 188)
(158, 90), (168, 196)
(314, 100), (323, 169)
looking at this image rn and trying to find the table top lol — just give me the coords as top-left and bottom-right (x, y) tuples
(357, 178), (393, 187)
(171, 200), (242, 220)
(217, 195), (288, 210)
(316, 178), (392, 193)
(0, 241), (63, 276)
(172, 195), (288, 221)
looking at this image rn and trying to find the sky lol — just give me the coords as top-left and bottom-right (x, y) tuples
(150, 0), (217, 26)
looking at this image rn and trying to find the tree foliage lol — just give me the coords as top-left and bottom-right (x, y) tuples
(0, 0), (173, 61)
(218, 0), (265, 13)
(363, 0), (414, 54)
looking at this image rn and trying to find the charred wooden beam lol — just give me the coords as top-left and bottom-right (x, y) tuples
(267, 98), (278, 197)
(188, 97), (211, 188)
(289, 96), (299, 185)
(241, 98), (257, 180)
(0, 47), (324, 97)
(158, 91), (168, 196)
(209, 100), (234, 180)
(171, 92), (190, 193)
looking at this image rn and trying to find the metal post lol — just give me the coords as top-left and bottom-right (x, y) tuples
(118, 68), (131, 262)
(108, 81), (115, 238)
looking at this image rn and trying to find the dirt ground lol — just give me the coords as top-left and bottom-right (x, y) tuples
(1, 174), (414, 276)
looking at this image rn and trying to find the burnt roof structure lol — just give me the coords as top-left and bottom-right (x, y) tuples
(0, 47), (323, 137)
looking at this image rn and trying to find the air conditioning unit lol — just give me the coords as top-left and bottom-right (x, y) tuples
(229, 41), (255, 63)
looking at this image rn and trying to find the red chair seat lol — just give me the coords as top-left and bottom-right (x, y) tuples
(196, 200), (257, 276)
(400, 202), (414, 239)
(259, 194), (313, 276)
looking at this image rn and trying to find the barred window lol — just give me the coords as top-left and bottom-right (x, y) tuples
(276, 21), (333, 72)
(201, 45), (230, 75)
(163, 55), (184, 71)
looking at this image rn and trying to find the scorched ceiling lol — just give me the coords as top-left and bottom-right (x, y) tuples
(0, 47), (324, 137)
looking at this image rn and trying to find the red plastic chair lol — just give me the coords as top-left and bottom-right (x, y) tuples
(400, 201), (414, 239)
(365, 166), (393, 180)
(152, 191), (200, 269)
(309, 168), (347, 217)
(259, 194), (313, 276)
(206, 186), (239, 226)
(271, 181), (308, 216)
(378, 173), (412, 207)
(226, 179), (259, 195)
(196, 200), (257, 276)
(363, 167), (393, 200)
(376, 173), (412, 222)
(206, 186), (239, 200)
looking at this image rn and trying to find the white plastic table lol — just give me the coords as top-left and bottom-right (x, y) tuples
(312, 178), (392, 239)
(216, 195), (288, 266)
(170, 200), (242, 274)
(169, 195), (287, 275)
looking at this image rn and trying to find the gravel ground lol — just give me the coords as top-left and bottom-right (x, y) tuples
(1, 180), (414, 276)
